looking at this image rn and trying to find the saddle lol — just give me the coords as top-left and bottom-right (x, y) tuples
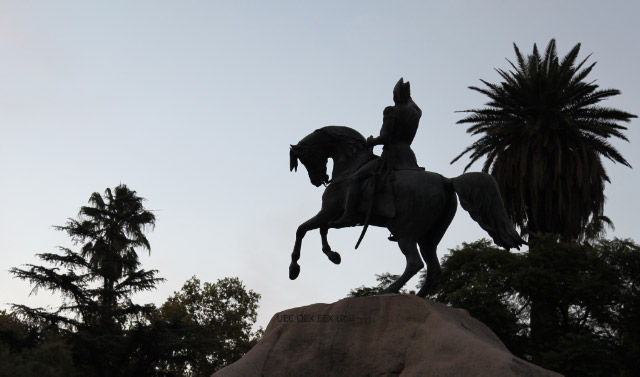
(357, 171), (396, 219)
(356, 164), (426, 221)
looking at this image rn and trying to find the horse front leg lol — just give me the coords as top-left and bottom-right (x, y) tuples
(320, 227), (341, 265)
(289, 211), (330, 280)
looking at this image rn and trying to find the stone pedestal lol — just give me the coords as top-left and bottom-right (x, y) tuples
(213, 295), (562, 376)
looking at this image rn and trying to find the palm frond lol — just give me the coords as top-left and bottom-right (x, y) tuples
(453, 39), (636, 241)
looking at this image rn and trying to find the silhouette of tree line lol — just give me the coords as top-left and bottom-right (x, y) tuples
(1, 184), (261, 377)
(351, 237), (640, 377)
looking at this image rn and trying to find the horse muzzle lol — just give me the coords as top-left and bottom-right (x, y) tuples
(310, 174), (329, 187)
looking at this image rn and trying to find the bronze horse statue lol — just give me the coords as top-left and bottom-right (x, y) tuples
(289, 126), (525, 297)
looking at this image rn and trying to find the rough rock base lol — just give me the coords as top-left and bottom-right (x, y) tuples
(213, 295), (562, 376)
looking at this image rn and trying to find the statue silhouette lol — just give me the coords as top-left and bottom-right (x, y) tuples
(288, 80), (525, 296)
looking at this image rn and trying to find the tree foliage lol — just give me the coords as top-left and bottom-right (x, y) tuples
(156, 276), (261, 376)
(0, 310), (79, 377)
(452, 39), (636, 242)
(347, 273), (413, 297)
(10, 184), (161, 335)
(9, 184), (161, 376)
(428, 240), (528, 355)
(428, 237), (640, 377)
(5, 185), (262, 376)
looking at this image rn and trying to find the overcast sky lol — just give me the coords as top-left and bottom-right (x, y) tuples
(1, 1), (638, 330)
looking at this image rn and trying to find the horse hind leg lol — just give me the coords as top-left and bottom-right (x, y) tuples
(416, 192), (457, 297)
(379, 239), (423, 294)
(416, 238), (441, 297)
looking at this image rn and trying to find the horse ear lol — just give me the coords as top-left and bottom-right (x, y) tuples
(290, 145), (300, 172)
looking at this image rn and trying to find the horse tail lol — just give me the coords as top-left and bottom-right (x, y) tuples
(450, 172), (526, 250)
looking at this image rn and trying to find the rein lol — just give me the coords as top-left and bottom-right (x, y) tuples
(327, 151), (376, 187)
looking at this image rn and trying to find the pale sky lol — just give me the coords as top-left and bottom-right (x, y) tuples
(1, 1), (638, 330)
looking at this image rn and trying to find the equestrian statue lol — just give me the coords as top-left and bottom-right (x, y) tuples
(289, 78), (525, 297)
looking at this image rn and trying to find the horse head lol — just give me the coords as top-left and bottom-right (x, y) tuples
(290, 144), (329, 187)
(291, 126), (368, 187)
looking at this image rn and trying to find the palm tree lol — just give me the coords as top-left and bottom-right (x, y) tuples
(11, 184), (163, 375)
(452, 39), (636, 242)
(54, 184), (157, 328)
(452, 39), (636, 365)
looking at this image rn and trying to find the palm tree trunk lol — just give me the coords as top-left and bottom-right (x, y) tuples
(529, 294), (561, 359)
(527, 237), (562, 363)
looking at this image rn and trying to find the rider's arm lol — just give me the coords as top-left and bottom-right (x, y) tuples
(367, 106), (395, 147)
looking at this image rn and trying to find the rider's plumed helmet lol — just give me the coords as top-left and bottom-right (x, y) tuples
(393, 78), (411, 104)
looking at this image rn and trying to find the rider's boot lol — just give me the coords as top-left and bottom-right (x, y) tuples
(330, 180), (363, 228)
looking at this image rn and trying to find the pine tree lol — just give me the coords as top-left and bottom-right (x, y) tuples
(11, 184), (162, 376)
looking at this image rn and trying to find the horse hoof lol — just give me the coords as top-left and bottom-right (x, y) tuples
(289, 263), (300, 280)
(328, 251), (341, 265)
(378, 286), (399, 295)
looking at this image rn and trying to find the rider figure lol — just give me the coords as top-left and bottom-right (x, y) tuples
(331, 78), (422, 228)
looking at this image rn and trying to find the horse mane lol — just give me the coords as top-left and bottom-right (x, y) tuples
(300, 126), (367, 150)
